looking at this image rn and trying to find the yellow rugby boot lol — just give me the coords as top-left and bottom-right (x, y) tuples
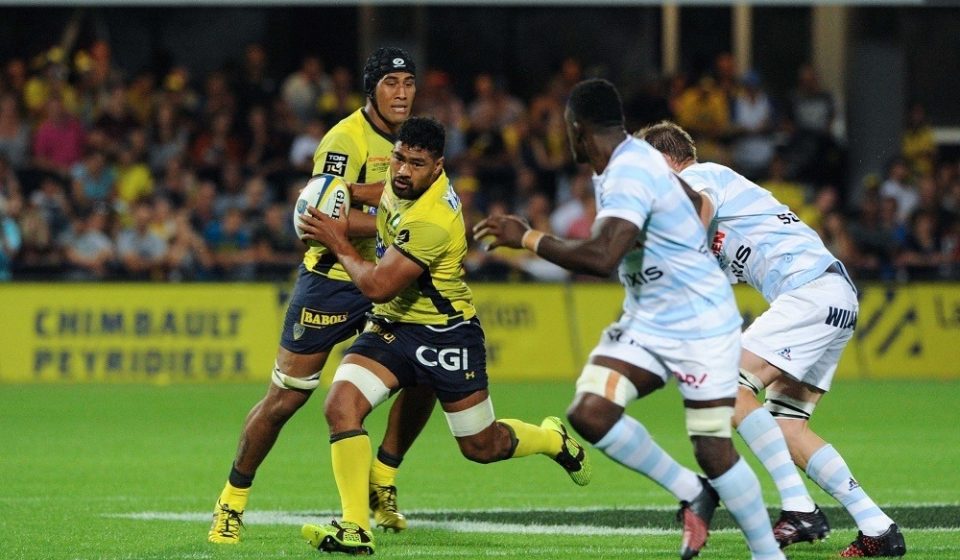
(369, 483), (407, 532)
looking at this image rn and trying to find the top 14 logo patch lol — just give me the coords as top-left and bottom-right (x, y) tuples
(322, 152), (348, 176)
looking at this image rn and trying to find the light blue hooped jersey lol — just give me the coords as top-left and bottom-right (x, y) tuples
(680, 162), (842, 303)
(593, 138), (742, 339)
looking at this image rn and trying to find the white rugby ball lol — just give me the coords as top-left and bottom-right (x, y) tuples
(293, 174), (351, 246)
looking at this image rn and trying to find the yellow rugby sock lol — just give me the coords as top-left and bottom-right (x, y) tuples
(331, 432), (372, 531)
(217, 482), (250, 512)
(370, 457), (398, 488)
(499, 419), (562, 458)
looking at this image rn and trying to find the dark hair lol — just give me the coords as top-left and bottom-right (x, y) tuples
(397, 117), (445, 159)
(635, 120), (697, 163)
(567, 78), (624, 128)
(363, 47), (416, 98)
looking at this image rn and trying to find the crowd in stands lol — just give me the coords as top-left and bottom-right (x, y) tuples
(0, 43), (957, 283)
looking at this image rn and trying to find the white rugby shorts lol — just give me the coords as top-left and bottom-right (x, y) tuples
(586, 324), (741, 402)
(742, 271), (857, 391)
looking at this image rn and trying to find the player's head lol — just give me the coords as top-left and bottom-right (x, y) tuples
(564, 78), (625, 164)
(363, 47), (417, 130)
(391, 116), (445, 200)
(635, 120), (697, 170)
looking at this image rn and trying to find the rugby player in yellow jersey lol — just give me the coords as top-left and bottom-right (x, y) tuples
(295, 117), (591, 555)
(208, 47), (437, 543)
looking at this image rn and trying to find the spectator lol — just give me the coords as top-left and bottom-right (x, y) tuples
(897, 210), (949, 280)
(166, 210), (213, 281)
(126, 71), (157, 125)
(880, 156), (918, 224)
(790, 63), (834, 135)
(0, 194), (22, 280)
(70, 149), (116, 212)
(3, 58), (28, 101)
(94, 83), (140, 152)
(467, 73), (524, 130)
(149, 196), (177, 243)
(252, 202), (300, 280)
(317, 66), (362, 125)
(187, 180), (218, 233)
(820, 210), (860, 271)
(0, 154), (23, 211)
(239, 174), (272, 221)
(849, 194), (896, 279)
(115, 139), (155, 210)
(24, 48), (79, 120)
(288, 117), (326, 173)
(155, 156), (195, 208)
(0, 93), (31, 169)
(203, 206), (254, 281)
(280, 54), (330, 127)
(199, 71), (237, 124)
(761, 152), (809, 215)
(416, 70), (467, 162)
(63, 207), (115, 281)
(550, 169), (593, 236)
(117, 199), (168, 280)
(516, 94), (568, 200)
(190, 109), (243, 176)
(673, 76), (730, 139)
(33, 96), (86, 180)
(213, 161), (246, 217)
(148, 101), (190, 173)
(236, 43), (277, 115)
(464, 103), (514, 204)
(242, 104), (291, 179)
(902, 102), (937, 179)
(19, 177), (68, 269)
(731, 71), (775, 179)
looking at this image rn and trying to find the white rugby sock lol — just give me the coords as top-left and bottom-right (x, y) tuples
(806, 444), (894, 536)
(595, 415), (702, 502)
(738, 408), (815, 513)
(710, 457), (785, 560)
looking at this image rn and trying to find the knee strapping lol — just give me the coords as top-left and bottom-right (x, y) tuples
(575, 364), (639, 407)
(764, 391), (815, 420)
(332, 363), (391, 408)
(444, 398), (495, 437)
(685, 406), (734, 438)
(271, 362), (321, 391)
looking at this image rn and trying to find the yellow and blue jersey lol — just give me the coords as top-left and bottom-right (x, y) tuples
(306, 108), (395, 281)
(374, 171), (475, 326)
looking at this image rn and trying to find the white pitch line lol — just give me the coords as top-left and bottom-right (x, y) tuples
(109, 511), (736, 535)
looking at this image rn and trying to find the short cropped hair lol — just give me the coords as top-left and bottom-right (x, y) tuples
(567, 79), (624, 128)
(397, 116), (445, 159)
(635, 121), (697, 163)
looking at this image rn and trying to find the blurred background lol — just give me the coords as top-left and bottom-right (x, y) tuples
(1, 2), (958, 384)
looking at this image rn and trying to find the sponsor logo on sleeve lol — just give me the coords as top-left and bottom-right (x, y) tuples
(322, 152), (348, 176)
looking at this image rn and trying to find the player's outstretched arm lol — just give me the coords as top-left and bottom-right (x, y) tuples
(473, 214), (638, 277)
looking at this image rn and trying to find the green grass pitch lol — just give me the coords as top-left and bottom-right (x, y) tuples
(2, 379), (958, 559)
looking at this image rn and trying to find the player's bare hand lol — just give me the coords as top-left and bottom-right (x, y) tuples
(472, 214), (530, 250)
(298, 205), (349, 250)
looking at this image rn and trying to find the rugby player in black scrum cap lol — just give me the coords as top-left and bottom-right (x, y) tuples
(208, 47), (431, 543)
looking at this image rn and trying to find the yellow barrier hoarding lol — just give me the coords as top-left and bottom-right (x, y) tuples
(1, 282), (958, 383)
(0, 284), (279, 383)
(471, 284), (579, 380)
